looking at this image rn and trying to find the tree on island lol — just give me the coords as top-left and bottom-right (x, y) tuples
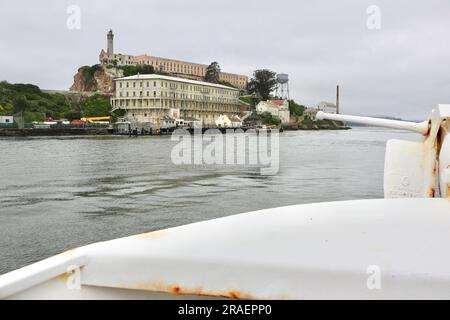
(204, 61), (221, 83)
(248, 69), (278, 101)
(121, 64), (155, 77)
(288, 100), (306, 116)
(13, 97), (29, 114)
(80, 94), (111, 117)
(2, 103), (14, 114)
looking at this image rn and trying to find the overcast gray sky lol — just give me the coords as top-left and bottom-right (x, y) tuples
(1, 0), (449, 119)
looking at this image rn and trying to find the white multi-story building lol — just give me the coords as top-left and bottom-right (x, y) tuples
(256, 100), (290, 123)
(111, 74), (242, 126)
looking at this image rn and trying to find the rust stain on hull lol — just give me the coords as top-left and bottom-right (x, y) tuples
(429, 187), (435, 198)
(118, 281), (258, 299)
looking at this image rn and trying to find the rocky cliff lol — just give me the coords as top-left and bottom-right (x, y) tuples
(70, 65), (123, 93)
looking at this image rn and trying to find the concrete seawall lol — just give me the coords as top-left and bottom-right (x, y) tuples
(0, 128), (110, 137)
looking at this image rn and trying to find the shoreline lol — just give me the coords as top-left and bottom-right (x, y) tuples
(0, 124), (350, 137)
(0, 128), (111, 137)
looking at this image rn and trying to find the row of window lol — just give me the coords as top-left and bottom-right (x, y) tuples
(136, 60), (205, 76)
(137, 60), (247, 83)
(131, 112), (228, 121)
(117, 91), (237, 103)
(118, 81), (238, 96)
(114, 99), (238, 111)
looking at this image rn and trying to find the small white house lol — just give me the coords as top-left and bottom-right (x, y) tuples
(159, 115), (177, 129)
(215, 114), (242, 128)
(216, 114), (232, 128)
(229, 115), (242, 128)
(317, 102), (337, 114)
(256, 100), (290, 123)
(0, 116), (14, 124)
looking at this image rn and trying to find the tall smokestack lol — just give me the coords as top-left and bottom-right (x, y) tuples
(336, 85), (340, 114)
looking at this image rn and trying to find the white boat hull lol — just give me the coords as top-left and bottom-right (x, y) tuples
(1, 198), (449, 300)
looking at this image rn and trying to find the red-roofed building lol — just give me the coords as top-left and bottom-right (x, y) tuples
(271, 100), (287, 106)
(256, 100), (290, 123)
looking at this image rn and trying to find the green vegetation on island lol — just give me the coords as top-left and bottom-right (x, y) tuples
(80, 94), (111, 118)
(288, 100), (305, 117)
(119, 65), (156, 77)
(239, 96), (254, 105)
(0, 81), (112, 122)
(245, 112), (282, 126)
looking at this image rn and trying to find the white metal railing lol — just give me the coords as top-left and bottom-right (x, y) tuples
(316, 111), (429, 135)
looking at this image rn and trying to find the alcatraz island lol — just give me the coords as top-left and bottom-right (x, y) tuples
(0, 30), (347, 136)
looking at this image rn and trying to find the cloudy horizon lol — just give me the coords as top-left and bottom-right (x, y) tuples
(1, 0), (449, 119)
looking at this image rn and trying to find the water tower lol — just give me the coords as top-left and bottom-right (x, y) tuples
(275, 73), (290, 100)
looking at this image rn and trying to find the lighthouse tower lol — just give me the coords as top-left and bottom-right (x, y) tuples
(107, 30), (114, 55)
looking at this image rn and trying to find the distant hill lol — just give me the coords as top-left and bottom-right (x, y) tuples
(0, 81), (111, 122)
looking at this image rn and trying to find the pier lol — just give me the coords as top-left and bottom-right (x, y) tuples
(0, 127), (111, 137)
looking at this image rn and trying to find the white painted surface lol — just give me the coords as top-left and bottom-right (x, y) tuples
(1, 198), (450, 300)
(316, 111), (429, 134)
